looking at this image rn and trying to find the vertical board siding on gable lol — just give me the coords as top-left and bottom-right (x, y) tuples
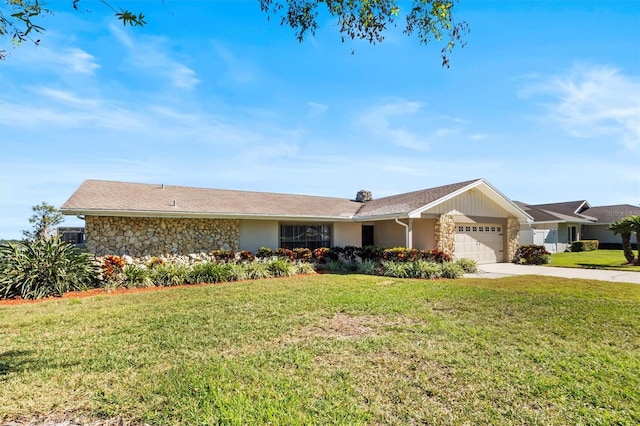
(424, 190), (509, 218)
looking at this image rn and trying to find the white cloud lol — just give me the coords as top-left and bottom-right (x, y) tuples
(110, 25), (200, 90)
(520, 65), (640, 151)
(356, 99), (431, 151)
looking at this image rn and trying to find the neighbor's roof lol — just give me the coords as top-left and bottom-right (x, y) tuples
(579, 204), (640, 224)
(514, 200), (596, 223)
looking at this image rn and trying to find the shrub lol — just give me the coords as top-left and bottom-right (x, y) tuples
(323, 259), (348, 273)
(256, 247), (274, 259)
(150, 264), (191, 286)
(237, 250), (255, 262)
(570, 240), (599, 252)
(210, 250), (235, 263)
(357, 259), (379, 275)
(341, 246), (360, 262)
(226, 263), (248, 281)
(245, 262), (273, 279)
(381, 261), (412, 278)
(123, 264), (153, 288)
(382, 247), (416, 262)
(0, 238), (99, 300)
(419, 249), (451, 263)
(514, 245), (551, 265)
(359, 245), (384, 262)
(275, 248), (296, 262)
(455, 258), (478, 274)
(409, 260), (442, 279)
(268, 258), (295, 277)
(293, 247), (312, 262)
(292, 261), (316, 275)
(440, 262), (464, 279)
(146, 256), (165, 269)
(101, 255), (126, 284)
(188, 262), (231, 284)
(312, 247), (330, 262)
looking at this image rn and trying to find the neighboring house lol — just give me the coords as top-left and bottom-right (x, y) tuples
(60, 178), (533, 264)
(55, 226), (86, 247)
(517, 200), (640, 252)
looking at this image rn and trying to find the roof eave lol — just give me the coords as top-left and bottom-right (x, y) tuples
(60, 208), (356, 222)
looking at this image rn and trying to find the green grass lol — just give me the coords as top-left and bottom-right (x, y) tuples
(1, 275), (639, 425)
(550, 249), (640, 271)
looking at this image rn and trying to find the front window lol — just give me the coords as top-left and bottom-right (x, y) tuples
(280, 224), (331, 250)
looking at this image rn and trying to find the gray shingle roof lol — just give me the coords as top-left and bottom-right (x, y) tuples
(580, 204), (640, 223)
(515, 200), (640, 224)
(61, 178), (486, 220)
(61, 180), (362, 219)
(355, 179), (481, 217)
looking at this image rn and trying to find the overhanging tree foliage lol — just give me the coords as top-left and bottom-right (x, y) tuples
(1, 0), (468, 66)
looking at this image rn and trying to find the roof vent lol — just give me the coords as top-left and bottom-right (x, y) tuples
(356, 190), (373, 203)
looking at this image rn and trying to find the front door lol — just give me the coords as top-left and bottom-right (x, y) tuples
(362, 225), (374, 247)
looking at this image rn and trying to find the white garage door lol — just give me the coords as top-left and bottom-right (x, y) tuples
(454, 224), (504, 264)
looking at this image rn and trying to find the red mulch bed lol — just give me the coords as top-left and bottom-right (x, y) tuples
(0, 283), (213, 306)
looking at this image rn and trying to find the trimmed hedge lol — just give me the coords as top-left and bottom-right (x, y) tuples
(570, 240), (599, 252)
(513, 245), (551, 265)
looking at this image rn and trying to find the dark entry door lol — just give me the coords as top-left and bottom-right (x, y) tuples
(362, 225), (374, 247)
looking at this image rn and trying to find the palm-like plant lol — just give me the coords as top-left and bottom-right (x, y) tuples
(609, 216), (639, 264)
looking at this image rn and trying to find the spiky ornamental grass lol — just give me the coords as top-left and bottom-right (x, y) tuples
(0, 238), (99, 300)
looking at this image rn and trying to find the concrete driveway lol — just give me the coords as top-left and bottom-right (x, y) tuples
(465, 263), (640, 284)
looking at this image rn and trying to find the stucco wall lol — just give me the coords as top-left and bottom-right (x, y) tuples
(582, 224), (618, 244)
(239, 220), (278, 252)
(333, 222), (362, 247)
(374, 220), (407, 248)
(412, 219), (436, 250)
(86, 216), (239, 257)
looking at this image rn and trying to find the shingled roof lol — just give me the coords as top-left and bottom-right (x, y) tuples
(579, 204), (640, 223)
(61, 180), (363, 219)
(354, 179), (480, 217)
(514, 201), (596, 223)
(61, 178), (502, 221)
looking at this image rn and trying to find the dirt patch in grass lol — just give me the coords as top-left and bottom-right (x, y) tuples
(306, 313), (379, 339)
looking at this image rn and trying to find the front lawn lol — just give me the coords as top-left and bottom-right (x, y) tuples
(549, 249), (640, 271)
(1, 275), (639, 425)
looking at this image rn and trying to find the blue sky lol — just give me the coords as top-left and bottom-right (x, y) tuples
(1, 0), (639, 239)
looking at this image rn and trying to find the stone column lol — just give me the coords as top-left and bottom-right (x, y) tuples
(506, 217), (520, 262)
(435, 214), (455, 258)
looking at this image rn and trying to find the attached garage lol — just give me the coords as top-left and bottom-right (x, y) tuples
(455, 223), (504, 264)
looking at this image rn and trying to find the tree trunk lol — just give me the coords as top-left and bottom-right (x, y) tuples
(621, 232), (635, 264)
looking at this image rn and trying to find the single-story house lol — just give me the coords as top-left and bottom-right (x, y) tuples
(60, 178), (533, 264)
(517, 200), (640, 252)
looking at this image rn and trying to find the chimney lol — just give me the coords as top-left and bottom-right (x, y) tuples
(356, 190), (373, 203)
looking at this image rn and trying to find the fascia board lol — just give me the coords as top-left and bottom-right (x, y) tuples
(353, 213), (410, 222)
(59, 209), (356, 222)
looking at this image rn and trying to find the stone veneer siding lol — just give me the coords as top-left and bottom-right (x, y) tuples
(506, 217), (520, 262)
(434, 214), (456, 258)
(85, 216), (240, 257)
